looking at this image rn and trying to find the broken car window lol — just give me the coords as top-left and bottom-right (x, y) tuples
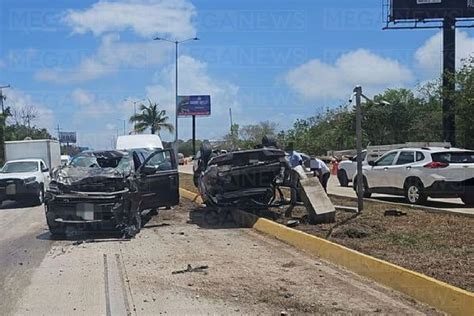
(144, 151), (173, 171)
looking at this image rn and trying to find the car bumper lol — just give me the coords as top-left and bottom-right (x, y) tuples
(0, 180), (40, 200)
(425, 178), (474, 198)
(45, 191), (128, 228)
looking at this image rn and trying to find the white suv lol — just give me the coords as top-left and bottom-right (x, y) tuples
(337, 150), (382, 187)
(353, 147), (474, 205)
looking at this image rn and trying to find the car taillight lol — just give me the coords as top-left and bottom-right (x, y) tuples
(424, 162), (449, 168)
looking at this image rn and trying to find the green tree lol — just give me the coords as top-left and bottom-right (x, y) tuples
(454, 57), (474, 148)
(129, 100), (174, 135)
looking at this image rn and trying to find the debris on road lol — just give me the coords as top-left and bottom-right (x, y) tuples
(384, 210), (407, 217)
(286, 219), (300, 227)
(171, 264), (209, 275)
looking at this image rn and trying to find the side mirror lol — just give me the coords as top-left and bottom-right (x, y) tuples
(42, 168), (49, 172)
(141, 165), (156, 175)
(368, 161), (375, 166)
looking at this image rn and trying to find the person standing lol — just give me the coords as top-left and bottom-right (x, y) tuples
(311, 158), (330, 192)
(287, 143), (303, 168)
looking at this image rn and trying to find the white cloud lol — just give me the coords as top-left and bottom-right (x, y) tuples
(285, 49), (413, 99)
(35, 33), (171, 83)
(146, 55), (240, 140)
(4, 88), (55, 132)
(70, 88), (116, 119)
(63, 0), (196, 39)
(415, 30), (474, 77)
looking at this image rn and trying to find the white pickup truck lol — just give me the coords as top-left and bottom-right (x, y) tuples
(0, 159), (51, 205)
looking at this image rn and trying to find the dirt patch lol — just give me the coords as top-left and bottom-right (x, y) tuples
(180, 173), (474, 292)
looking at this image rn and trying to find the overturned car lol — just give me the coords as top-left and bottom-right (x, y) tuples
(45, 149), (179, 236)
(194, 140), (336, 223)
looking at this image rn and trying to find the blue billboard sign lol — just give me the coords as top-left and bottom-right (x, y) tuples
(177, 95), (211, 117)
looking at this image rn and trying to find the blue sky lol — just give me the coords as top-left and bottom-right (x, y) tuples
(1, 0), (473, 149)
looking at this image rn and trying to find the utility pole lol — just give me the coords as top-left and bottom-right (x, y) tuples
(153, 36), (199, 158)
(229, 107), (233, 133)
(0, 85), (11, 163)
(443, 17), (456, 146)
(354, 86), (364, 213)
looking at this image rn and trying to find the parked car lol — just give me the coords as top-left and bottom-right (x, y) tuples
(337, 150), (382, 187)
(45, 148), (179, 236)
(353, 147), (474, 205)
(0, 159), (51, 205)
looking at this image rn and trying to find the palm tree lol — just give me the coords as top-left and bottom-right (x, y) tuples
(129, 100), (174, 135)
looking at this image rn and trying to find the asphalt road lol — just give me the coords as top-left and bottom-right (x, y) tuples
(0, 198), (438, 315)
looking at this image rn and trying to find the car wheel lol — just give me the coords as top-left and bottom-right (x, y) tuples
(404, 180), (427, 205)
(46, 208), (65, 236)
(337, 169), (349, 187)
(354, 176), (371, 198)
(461, 194), (474, 206)
(34, 186), (45, 206)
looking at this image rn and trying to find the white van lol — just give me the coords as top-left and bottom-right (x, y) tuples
(116, 135), (164, 150)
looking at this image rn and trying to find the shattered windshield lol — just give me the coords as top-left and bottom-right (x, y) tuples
(69, 153), (131, 172)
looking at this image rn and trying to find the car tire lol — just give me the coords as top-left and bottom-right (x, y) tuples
(34, 186), (45, 206)
(337, 169), (349, 187)
(404, 179), (427, 205)
(461, 194), (474, 206)
(46, 207), (65, 236)
(354, 176), (371, 198)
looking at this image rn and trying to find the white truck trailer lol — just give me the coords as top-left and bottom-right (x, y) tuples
(4, 139), (61, 169)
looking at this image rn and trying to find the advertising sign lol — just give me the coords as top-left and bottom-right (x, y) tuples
(390, 0), (474, 21)
(177, 95), (211, 117)
(59, 132), (77, 143)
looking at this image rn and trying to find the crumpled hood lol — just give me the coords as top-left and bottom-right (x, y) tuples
(52, 166), (124, 186)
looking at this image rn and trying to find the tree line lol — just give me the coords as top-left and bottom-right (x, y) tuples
(223, 57), (474, 155)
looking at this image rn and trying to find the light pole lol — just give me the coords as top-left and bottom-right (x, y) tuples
(153, 36), (199, 158)
(0, 85), (10, 162)
(352, 86), (390, 213)
(116, 119), (126, 135)
(124, 98), (145, 134)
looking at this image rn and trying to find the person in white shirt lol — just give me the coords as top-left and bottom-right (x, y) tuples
(311, 158), (330, 192)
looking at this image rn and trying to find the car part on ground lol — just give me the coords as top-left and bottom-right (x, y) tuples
(45, 149), (179, 237)
(193, 141), (336, 224)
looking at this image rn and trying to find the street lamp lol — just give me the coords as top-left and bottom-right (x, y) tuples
(351, 86), (391, 213)
(116, 118), (126, 135)
(153, 36), (199, 158)
(124, 98), (145, 134)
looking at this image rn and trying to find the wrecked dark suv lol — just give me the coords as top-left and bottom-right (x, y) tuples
(194, 142), (290, 208)
(45, 148), (179, 236)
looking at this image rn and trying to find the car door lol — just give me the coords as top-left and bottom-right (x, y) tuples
(40, 161), (51, 188)
(390, 151), (415, 190)
(137, 149), (179, 210)
(366, 151), (398, 189)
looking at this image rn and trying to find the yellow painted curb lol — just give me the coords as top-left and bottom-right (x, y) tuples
(179, 187), (474, 315)
(179, 187), (203, 204)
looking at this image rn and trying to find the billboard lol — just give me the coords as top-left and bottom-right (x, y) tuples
(390, 0), (474, 21)
(59, 132), (77, 143)
(177, 95), (211, 117)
